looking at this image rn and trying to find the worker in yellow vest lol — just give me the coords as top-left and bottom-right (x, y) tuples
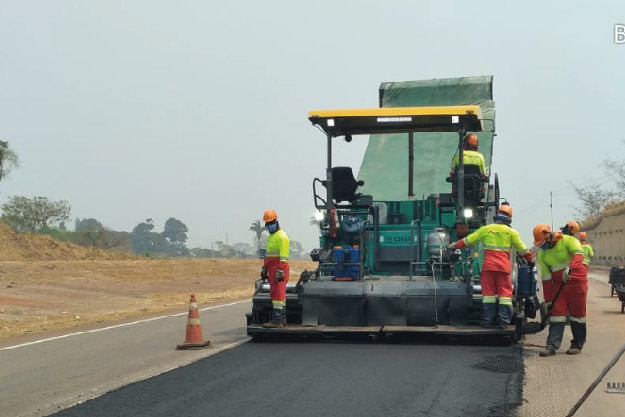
(449, 133), (486, 178)
(449, 204), (532, 329)
(579, 232), (594, 274)
(533, 224), (587, 357)
(261, 209), (290, 328)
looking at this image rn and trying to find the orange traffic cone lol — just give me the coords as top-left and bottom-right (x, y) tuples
(176, 294), (211, 350)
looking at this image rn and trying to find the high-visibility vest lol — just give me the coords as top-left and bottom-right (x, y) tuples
(265, 229), (289, 262)
(581, 243), (594, 266)
(463, 223), (529, 272)
(450, 150), (486, 176)
(537, 234), (585, 281)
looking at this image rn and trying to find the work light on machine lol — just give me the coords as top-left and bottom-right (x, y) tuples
(314, 211), (325, 222)
(464, 208), (473, 219)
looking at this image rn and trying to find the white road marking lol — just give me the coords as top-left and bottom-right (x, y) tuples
(0, 299), (250, 351)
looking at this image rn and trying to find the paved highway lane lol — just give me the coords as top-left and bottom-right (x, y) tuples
(48, 341), (523, 417)
(0, 300), (251, 417)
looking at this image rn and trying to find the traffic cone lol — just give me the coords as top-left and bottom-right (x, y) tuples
(176, 294), (211, 350)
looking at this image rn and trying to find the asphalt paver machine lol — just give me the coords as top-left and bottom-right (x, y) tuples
(247, 76), (540, 341)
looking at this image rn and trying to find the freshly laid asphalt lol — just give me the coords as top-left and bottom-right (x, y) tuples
(48, 340), (523, 417)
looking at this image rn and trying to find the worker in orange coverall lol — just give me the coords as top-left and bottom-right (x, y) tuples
(533, 223), (587, 357)
(579, 232), (594, 274)
(261, 209), (290, 328)
(449, 204), (533, 329)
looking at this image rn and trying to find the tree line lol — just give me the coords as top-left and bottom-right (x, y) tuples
(571, 145), (625, 220)
(0, 195), (308, 259)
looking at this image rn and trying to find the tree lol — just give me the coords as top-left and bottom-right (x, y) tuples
(0, 140), (19, 186)
(570, 181), (615, 218)
(162, 217), (188, 248)
(290, 240), (305, 259)
(250, 220), (265, 251)
(130, 218), (167, 254)
(232, 242), (254, 257)
(603, 157), (625, 200)
(1, 196), (71, 232)
(75, 217), (103, 232)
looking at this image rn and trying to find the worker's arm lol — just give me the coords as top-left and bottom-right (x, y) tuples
(588, 245), (594, 259)
(537, 250), (554, 302)
(537, 250), (552, 281)
(511, 229), (533, 262)
(565, 236), (586, 278)
(276, 232), (290, 282)
(478, 153), (487, 177)
(450, 226), (485, 249)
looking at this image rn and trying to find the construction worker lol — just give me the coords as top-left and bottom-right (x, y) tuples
(449, 204), (532, 329)
(533, 224), (587, 357)
(260, 209), (290, 328)
(560, 220), (580, 237)
(579, 231), (594, 274)
(449, 133), (487, 178)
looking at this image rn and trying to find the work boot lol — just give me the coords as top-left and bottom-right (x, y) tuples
(539, 348), (556, 357)
(262, 309), (285, 328)
(480, 322), (493, 329)
(497, 321), (511, 330)
(566, 347), (582, 355)
(281, 308), (287, 326)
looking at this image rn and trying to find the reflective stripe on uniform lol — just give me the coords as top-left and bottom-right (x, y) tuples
(272, 300), (285, 309)
(552, 263), (569, 272)
(499, 297), (513, 306)
(265, 250), (280, 257)
(542, 273), (552, 281)
(483, 244), (512, 251)
(482, 295), (498, 304)
(570, 316), (586, 323)
(550, 316), (567, 323)
(279, 256), (289, 262)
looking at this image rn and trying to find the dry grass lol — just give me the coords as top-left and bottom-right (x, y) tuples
(0, 223), (316, 341)
(580, 200), (625, 231)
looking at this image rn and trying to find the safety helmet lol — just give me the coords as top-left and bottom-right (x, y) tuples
(562, 220), (580, 235)
(533, 224), (552, 246)
(579, 231), (587, 240)
(464, 133), (479, 148)
(498, 204), (513, 218)
(263, 209), (278, 223)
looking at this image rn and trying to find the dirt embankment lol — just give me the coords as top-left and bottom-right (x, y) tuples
(0, 223), (315, 341)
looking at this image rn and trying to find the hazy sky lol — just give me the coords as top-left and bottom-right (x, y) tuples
(1, 1), (624, 250)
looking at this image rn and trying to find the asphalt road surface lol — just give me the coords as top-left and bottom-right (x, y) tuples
(47, 339), (523, 417)
(0, 300), (251, 417)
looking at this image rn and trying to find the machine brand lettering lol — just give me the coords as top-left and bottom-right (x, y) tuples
(616, 24), (625, 44)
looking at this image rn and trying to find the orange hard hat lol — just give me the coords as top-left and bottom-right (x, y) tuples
(263, 209), (278, 223)
(565, 220), (580, 235)
(533, 224), (551, 246)
(464, 133), (478, 148)
(498, 204), (513, 218)
(579, 231), (587, 240)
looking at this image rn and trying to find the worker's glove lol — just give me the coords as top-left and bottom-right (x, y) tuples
(562, 268), (570, 283)
(276, 269), (285, 282)
(448, 242), (457, 250)
(260, 267), (268, 281)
